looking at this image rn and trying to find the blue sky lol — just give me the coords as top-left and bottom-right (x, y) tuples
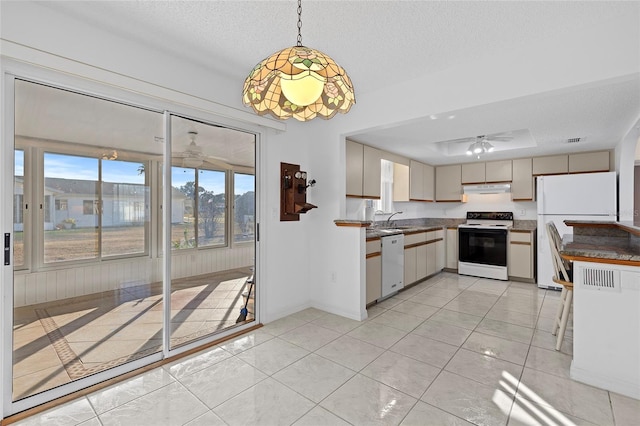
(20, 151), (253, 194)
(43, 153), (145, 183)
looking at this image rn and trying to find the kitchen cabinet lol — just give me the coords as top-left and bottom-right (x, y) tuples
(393, 163), (410, 201)
(435, 229), (445, 271)
(511, 158), (534, 201)
(508, 230), (535, 281)
(485, 160), (512, 182)
(424, 164), (435, 201)
(416, 244), (428, 280)
(410, 161), (435, 201)
(409, 160), (424, 201)
(426, 231), (437, 277)
(569, 151), (610, 174)
(404, 246), (417, 285)
(461, 162), (485, 184)
(345, 139), (364, 197)
(532, 154), (568, 175)
(435, 164), (462, 201)
(366, 255), (382, 304)
(445, 227), (458, 270)
(366, 238), (382, 304)
(363, 145), (382, 199)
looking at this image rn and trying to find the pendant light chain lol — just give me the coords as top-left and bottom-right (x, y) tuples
(296, 0), (303, 46)
(242, 0), (355, 121)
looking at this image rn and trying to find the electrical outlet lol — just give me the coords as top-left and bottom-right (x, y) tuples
(330, 271), (337, 283)
(520, 209), (526, 216)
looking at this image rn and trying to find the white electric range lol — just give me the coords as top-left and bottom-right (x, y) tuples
(458, 211), (514, 280)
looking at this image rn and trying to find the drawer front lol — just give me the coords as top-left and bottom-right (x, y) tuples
(366, 239), (381, 254)
(404, 232), (427, 245)
(510, 231), (532, 244)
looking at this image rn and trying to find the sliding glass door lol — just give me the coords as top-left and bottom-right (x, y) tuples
(168, 115), (256, 350)
(10, 79), (164, 402)
(3, 77), (258, 416)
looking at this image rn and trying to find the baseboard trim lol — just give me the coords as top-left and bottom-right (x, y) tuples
(570, 363), (640, 400)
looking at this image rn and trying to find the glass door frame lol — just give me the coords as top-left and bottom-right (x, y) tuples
(1, 69), (261, 419)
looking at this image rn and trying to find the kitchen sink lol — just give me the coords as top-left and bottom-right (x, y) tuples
(377, 229), (403, 234)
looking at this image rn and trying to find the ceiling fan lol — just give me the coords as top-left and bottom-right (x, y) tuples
(446, 133), (514, 158)
(172, 130), (230, 168)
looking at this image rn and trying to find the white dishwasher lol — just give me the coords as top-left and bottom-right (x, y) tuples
(381, 233), (405, 299)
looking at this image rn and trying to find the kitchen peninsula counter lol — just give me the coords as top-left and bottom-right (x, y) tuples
(561, 220), (640, 400)
(560, 220), (640, 267)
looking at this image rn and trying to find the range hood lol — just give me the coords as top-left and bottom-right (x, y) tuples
(463, 183), (511, 194)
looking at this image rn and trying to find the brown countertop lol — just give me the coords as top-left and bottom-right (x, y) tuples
(336, 218), (537, 232)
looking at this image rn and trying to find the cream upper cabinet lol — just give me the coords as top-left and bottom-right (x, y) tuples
(393, 163), (410, 202)
(409, 160), (424, 200)
(532, 154), (568, 175)
(511, 158), (534, 201)
(485, 160), (512, 182)
(423, 164), (435, 201)
(409, 161), (435, 201)
(569, 151), (610, 173)
(508, 230), (535, 281)
(345, 139), (364, 197)
(363, 145), (382, 199)
(435, 164), (462, 201)
(461, 162), (485, 184)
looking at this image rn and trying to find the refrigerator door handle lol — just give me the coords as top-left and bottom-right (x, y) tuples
(537, 176), (544, 215)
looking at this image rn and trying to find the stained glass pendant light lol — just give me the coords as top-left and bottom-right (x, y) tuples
(242, 0), (355, 121)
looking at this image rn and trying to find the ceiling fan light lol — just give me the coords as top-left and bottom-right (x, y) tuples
(473, 144), (483, 154)
(182, 157), (203, 168)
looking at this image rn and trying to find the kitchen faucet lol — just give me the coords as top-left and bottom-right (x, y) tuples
(386, 211), (403, 227)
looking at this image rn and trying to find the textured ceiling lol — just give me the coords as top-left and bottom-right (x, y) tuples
(43, 1), (632, 95)
(26, 1), (640, 164)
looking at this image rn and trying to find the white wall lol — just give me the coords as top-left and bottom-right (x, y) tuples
(346, 195), (538, 222)
(615, 118), (640, 221)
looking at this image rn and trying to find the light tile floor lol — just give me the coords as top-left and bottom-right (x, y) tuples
(12, 272), (640, 426)
(12, 268), (254, 400)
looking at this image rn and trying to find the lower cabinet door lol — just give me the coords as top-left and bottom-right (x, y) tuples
(426, 242), (436, 276)
(436, 239), (445, 271)
(404, 247), (417, 286)
(366, 254), (382, 304)
(508, 243), (533, 279)
(416, 245), (428, 280)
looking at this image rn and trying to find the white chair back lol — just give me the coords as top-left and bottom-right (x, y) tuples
(546, 222), (571, 283)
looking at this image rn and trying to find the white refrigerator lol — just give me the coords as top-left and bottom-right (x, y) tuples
(536, 171), (617, 290)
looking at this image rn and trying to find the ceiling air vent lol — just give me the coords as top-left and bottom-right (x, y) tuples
(567, 137), (582, 143)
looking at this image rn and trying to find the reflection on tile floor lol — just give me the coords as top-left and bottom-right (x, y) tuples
(12, 268), (254, 400)
(12, 272), (640, 425)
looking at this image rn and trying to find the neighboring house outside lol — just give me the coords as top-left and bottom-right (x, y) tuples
(14, 177), (186, 231)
